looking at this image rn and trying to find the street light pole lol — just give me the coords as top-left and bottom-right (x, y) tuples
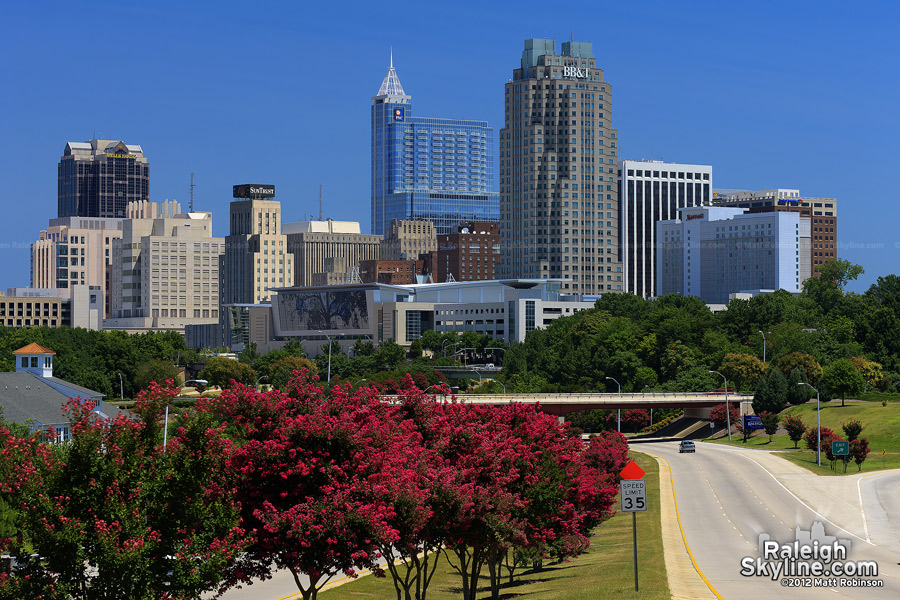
(799, 382), (821, 466)
(709, 370), (732, 441)
(256, 375), (268, 392)
(758, 330), (767, 363)
(317, 330), (343, 383)
(606, 376), (621, 432)
(117, 372), (123, 399)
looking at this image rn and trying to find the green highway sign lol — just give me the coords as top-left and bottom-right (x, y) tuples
(832, 440), (850, 456)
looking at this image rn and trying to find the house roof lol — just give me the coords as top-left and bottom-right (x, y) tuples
(0, 373), (122, 429)
(43, 377), (106, 399)
(13, 343), (56, 355)
(0, 373), (86, 426)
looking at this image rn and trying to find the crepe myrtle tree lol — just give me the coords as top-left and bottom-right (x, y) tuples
(0, 381), (244, 600)
(205, 372), (414, 600)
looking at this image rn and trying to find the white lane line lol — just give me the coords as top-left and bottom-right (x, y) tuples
(706, 445), (874, 546)
(857, 474), (872, 544)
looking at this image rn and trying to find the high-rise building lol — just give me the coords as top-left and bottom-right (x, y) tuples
(657, 206), (811, 304)
(106, 212), (225, 332)
(371, 54), (498, 236)
(221, 184), (294, 304)
(499, 38), (622, 295)
(58, 140), (150, 218)
(283, 220), (381, 286)
(618, 161), (712, 298)
(31, 216), (122, 317)
(711, 189), (837, 278)
(380, 219), (436, 261)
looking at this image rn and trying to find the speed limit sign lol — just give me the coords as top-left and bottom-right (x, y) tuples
(621, 480), (647, 512)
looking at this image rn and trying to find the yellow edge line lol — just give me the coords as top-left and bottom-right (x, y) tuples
(643, 450), (724, 600)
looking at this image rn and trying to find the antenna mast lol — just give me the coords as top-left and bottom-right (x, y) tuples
(189, 172), (195, 212)
(319, 184), (323, 221)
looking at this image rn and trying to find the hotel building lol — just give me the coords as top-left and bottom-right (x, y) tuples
(711, 189), (837, 277)
(618, 161), (713, 298)
(657, 206), (811, 304)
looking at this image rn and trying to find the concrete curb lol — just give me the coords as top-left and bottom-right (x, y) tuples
(652, 454), (719, 599)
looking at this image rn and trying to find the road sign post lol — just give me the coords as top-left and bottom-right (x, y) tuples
(620, 477), (646, 592)
(832, 440), (849, 473)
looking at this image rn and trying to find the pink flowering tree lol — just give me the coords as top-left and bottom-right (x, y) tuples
(207, 370), (409, 600)
(0, 380), (243, 600)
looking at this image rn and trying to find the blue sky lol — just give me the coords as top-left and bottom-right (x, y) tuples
(1, 0), (897, 293)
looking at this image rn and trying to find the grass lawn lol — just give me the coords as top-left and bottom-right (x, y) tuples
(320, 452), (668, 600)
(706, 400), (900, 474)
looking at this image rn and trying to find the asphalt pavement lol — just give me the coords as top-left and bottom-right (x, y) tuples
(643, 441), (900, 599)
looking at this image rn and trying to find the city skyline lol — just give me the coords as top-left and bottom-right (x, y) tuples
(2, 1), (898, 294)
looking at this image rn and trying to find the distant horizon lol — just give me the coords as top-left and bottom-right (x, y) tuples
(2, 1), (897, 295)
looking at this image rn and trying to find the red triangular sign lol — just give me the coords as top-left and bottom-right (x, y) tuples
(619, 459), (645, 480)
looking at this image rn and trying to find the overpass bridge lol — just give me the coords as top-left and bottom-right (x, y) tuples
(385, 391), (753, 417)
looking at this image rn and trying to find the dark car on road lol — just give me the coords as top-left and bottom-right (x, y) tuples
(679, 440), (696, 453)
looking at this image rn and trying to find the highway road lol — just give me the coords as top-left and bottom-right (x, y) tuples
(643, 441), (900, 599)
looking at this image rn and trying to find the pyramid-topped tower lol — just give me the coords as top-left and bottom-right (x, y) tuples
(373, 50), (411, 102)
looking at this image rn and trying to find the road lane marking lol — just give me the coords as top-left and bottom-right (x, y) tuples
(701, 444), (875, 547)
(643, 451), (724, 600)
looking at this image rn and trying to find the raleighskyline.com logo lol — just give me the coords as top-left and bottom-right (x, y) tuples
(740, 521), (882, 588)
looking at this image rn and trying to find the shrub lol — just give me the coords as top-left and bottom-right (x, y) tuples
(804, 426), (838, 454)
(850, 438), (870, 471)
(709, 403), (741, 433)
(841, 419), (864, 442)
(783, 414), (806, 448)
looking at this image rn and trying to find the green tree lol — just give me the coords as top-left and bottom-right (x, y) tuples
(787, 368), (813, 405)
(376, 339), (407, 371)
(820, 358), (866, 407)
(134, 358), (180, 391)
(269, 355), (318, 389)
(776, 352), (823, 385)
(718, 353), (767, 392)
(238, 342), (260, 364)
(199, 357), (257, 389)
(759, 412), (780, 442)
(408, 338), (424, 359)
(632, 366), (658, 390)
(816, 258), (865, 289)
(282, 338), (308, 357)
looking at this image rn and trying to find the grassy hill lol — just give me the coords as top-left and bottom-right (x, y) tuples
(708, 400), (900, 473)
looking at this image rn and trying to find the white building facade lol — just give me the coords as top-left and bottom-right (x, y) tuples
(618, 160), (712, 298)
(657, 206), (811, 304)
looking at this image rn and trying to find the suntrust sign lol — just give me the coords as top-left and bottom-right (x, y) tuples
(233, 184), (276, 199)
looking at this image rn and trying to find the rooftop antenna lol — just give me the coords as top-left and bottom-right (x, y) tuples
(571, 28), (574, 41)
(189, 172), (195, 212)
(319, 184), (323, 221)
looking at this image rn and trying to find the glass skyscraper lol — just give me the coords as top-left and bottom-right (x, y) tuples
(371, 55), (498, 236)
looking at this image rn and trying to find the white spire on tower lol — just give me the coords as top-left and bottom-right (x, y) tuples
(373, 48), (410, 101)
